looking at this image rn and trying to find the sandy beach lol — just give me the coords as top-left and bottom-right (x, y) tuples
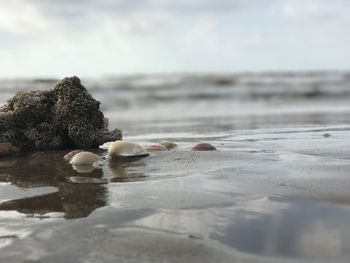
(1, 73), (350, 262)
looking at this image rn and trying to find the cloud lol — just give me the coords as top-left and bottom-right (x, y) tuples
(2, 0), (349, 34)
(4, 0), (348, 38)
(278, 0), (349, 20)
(31, 0), (253, 16)
(0, 1), (48, 34)
(0, 0), (264, 32)
(0, 0), (349, 77)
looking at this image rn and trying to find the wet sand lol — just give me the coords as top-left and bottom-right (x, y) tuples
(1, 125), (350, 262)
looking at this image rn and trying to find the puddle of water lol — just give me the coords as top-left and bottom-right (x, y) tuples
(211, 196), (350, 260)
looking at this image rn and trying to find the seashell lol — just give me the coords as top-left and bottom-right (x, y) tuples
(71, 164), (96, 173)
(191, 143), (217, 151)
(159, 140), (177, 150)
(145, 144), (168, 152)
(108, 141), (149, 158)
(63, 150), (83, 161)
(69, 151), (101, 165)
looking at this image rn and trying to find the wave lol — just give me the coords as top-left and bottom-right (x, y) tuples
(1, 71), (350, 106)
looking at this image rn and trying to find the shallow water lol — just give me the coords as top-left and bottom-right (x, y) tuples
(1, 72), (350, 262)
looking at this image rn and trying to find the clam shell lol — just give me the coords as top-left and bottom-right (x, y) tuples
(69, 151), (101, 165)
(191, 143), (217, 151)
(159, 140), (177, 150)
(145, 144), (168, 152)
(108, 141), (149, 157)
(64, 150), (83, 161)
(71, 164), (96, 173)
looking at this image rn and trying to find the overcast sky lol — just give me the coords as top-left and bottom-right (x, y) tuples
(1, 0), (350, 77)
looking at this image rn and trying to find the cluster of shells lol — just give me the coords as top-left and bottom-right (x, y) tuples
(65, 140), (216, 173)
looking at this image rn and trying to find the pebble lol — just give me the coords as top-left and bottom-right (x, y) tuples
(69, 151), (101, 165)
(191, 143), (217, 151)
(159, 141), (177, 150)
(145, 144), (168, 152)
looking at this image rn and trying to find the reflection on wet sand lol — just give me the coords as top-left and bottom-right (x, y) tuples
(120, 185), (350, 261)
(209, 196), (350, 260)
(0, 184), (107, 219)
(108, 157), (147, 182)
(0, 151), (108, 219)
(0, 151), (150, 219)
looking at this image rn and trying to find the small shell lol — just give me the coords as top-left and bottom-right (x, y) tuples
(145, 144), (168, 152)
(108, 141), (149, 157)
(191, 143), (217, 151)
(71, 164), (96, 173)
(64, 150), (83, 161)
(159, 140), (177, 150)
(69, 151), (101, 165)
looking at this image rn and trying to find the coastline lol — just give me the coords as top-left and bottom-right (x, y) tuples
(1, 73), (350, 262)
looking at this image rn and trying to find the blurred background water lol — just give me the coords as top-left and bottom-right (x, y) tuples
(2, 71), (350, 136)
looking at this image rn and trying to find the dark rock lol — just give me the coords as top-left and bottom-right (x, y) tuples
(95, 128), (123, 146)
(0, 76), (122, 151)
(8, 90), (54, 128)
(0, 112), (16, 142)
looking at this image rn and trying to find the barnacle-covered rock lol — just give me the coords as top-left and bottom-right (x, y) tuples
(0, 112), (16, 142)
(0, 76), (122, 152)
(22, 122), (66, 150)
(94, 128), (122, 146)
(6, 90), (54, 128)
(0, 111), (15, 129)
(67, 119), (96, 148)
(0, 142), (15, 156)
(53, 76), (104, 131)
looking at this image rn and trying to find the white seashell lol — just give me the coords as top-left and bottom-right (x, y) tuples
(64, 150), (82, 161)
(71, 164), (96, 173)
(145, 144), (168, 152)
(159, 140), (177, 150)
(108, 141), (149, 157)
(69, 151), (101, 165)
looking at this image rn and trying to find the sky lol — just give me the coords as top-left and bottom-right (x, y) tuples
(0, 0), (350, 78)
